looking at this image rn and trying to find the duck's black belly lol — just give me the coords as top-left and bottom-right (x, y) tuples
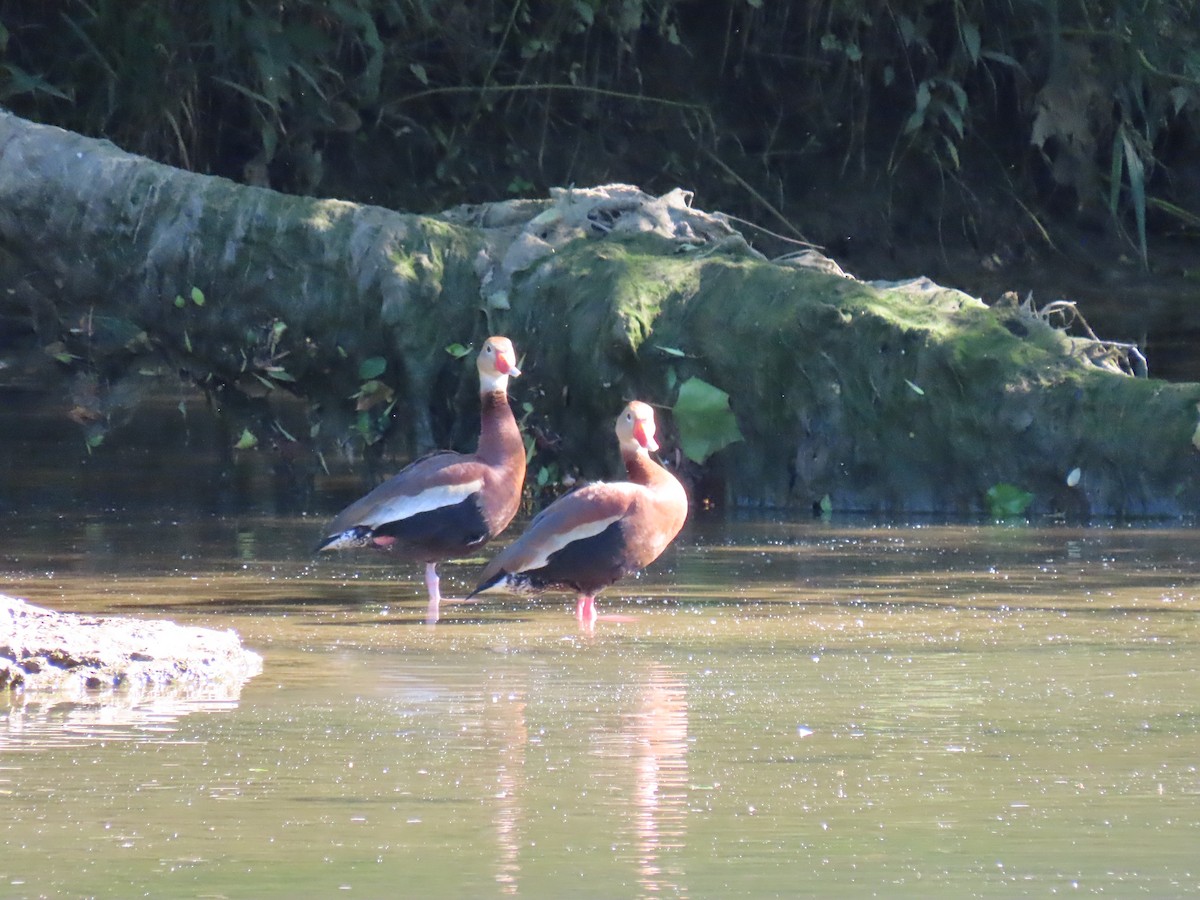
(374, 495), (491, 560)
(526, 520), (630, 596)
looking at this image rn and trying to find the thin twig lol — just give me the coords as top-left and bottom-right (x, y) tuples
(1010, 193), (1058, 251)
(719, 212), (820, 251)
(1025, 296), (1148, 377)
(385, 82), (706, 113)
(699, 145), (811, 244)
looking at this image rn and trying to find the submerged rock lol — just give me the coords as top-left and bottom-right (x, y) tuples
(1, 594), (262, 700)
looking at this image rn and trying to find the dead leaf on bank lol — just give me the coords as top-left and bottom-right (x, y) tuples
(1030, 43), (1109, 196)
(67, 405), (103, 425)
(354, 380), (394, 412)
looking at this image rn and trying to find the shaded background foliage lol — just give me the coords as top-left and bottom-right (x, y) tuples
(1, 0), (1199, 368)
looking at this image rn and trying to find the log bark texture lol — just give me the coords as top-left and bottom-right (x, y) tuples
(2, 111), (1199, 516)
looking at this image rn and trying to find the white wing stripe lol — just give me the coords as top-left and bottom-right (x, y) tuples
(522, 513), (623, 571)
(360, 479), (483, 527)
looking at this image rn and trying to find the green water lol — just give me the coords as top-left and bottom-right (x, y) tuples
(2, 391), (1200, 897)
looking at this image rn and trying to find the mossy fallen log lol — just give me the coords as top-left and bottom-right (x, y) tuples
(1, 111), (1197, 516)
(514, 237), (1200, 515)
(0, 110), (484, 457)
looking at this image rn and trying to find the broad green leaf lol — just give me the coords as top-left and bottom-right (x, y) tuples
(985, 483), (1033, 518)
(1109, 132), (1124, 217)
(1121, 128), (1148, 268)
(571, 0), (595, 25)
(981, 50), (1020, 69)
(1169, 86), (1189, 115)
(234, 428), (258, 450)
(3, 63), (70, 100)
(672, 377), (744, 464)
(942, 134), (961, 168)
(961, 22), (981, 63)
(444, 342), (472, 359)
(190, 286), (206, 306)
(914, 80), (931, 115)
(359, 356), (387, 379)
(943, 104), (964, 139)
(947, 80), (967, 113)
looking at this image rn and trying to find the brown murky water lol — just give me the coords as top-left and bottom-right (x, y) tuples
(3, 387), (1200, 897)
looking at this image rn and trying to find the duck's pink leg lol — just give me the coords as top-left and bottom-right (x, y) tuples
(425, 562), (442, 623)
(575, 594), (596, 626)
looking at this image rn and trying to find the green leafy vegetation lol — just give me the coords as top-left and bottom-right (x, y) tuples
(986, 483), (1035, 518)
(0, 1), (1193, 264)
(671, 376), (744, 464)
(3, 4), (1198, 514)
(349, 354), (396, 447)
(358, 356), (387, 380)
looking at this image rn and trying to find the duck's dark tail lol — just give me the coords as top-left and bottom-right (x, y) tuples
(466, 570), (536, 601)
(313, 525), (374, 553)
(465, 571), (504, 601)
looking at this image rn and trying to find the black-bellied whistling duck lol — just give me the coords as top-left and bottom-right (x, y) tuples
(469, 400), (688, 626)
(316, 336), (526, 621)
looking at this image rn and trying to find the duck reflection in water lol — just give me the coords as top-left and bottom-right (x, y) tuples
(486, 671), (527, 895)
(480, 664), (688, 895)
(629, 665), (690, 896)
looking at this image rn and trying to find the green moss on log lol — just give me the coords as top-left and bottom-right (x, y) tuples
(1, 108), (1195, 515)
(508, 236), (1200, 516)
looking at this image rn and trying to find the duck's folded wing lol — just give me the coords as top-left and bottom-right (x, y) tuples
(482, 482), (639, 578)
(322, 452), (485, 536)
